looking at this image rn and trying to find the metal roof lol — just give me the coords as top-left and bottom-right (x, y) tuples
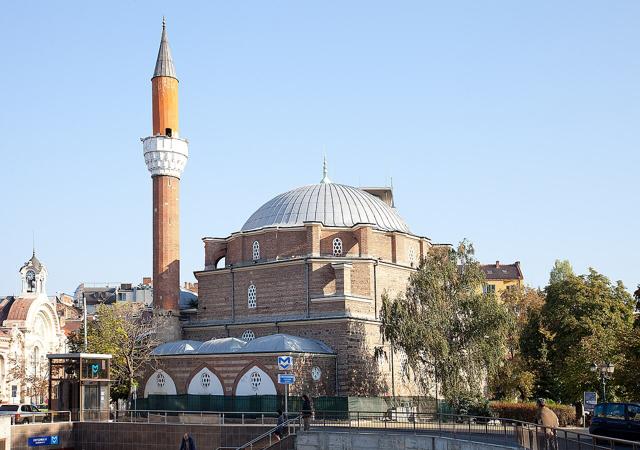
(151, 340), (202, 356)
(243, 334), (334, 354)
(197, 337), (246, 354)
(241, 183), (410, 233)
(151, 334), (334, 356)
(153, 18), (177, 79)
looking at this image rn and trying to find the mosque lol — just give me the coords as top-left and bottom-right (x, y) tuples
(141, 21), (441, 400)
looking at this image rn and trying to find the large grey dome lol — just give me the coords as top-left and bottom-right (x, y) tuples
(241, 183), (410, 233)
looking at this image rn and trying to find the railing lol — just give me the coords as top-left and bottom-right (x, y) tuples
(271, 411), (639, 450)
(216, 415), (302, 450)
(10, 410), (72, 425)
(89, 409), (282, 425)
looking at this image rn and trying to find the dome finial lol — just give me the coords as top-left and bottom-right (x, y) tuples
(320, 155), (331, 184)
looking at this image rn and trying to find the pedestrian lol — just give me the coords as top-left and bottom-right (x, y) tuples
(180, 432), (196, 450)
(274, 409), (287, 441)
(301, 394), (313, 431)
(574, 400), (584, 427)
(535, 399), (559, 450)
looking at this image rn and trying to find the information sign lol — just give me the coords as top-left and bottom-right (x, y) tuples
(584, 391), (597, 412)
(278, 374), (295, 385)
(28, 436), (59, 447)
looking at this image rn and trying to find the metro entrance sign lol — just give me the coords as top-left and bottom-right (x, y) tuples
(278, 356), (293, 370)
(28, 436), (59, 447)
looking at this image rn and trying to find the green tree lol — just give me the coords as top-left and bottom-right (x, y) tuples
(379, 240), (511, 408)
(524, 268), (635, 402)
(489, 286), (544, 401)
(69, 303), (167, 402)
(549, 259), (574, 285)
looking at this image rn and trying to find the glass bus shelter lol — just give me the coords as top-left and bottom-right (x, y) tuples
(47, 353), (111, 421)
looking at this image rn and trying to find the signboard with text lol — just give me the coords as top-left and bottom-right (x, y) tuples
(28, 436), (59, 447)
(278, 373), (295, 385)
(584, 392), (597, 412)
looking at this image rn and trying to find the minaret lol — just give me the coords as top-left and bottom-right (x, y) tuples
(142, 18), (188, 340)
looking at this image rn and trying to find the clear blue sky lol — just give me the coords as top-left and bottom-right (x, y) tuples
(1, 1), (638, 296)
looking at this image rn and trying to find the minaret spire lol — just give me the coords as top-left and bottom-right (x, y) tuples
(143, 19), (189, 341)
(320, 155), (331, 184)
(153, 17), (177, 79)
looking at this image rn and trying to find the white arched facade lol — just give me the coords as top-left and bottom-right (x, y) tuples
(187, 368), (224, 395)
(235, 366), (277, 396)
(144, 369), (177, 397)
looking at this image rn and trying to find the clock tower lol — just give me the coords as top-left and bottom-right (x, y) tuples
(19, 251), (47, 296)
(142, 19), (188, 341)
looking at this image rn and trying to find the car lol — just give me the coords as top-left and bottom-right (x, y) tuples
(0, 404), (48, 424)
(589, 402), (640, 442)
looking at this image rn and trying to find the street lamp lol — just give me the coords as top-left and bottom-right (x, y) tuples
(590, 362), (615, 402)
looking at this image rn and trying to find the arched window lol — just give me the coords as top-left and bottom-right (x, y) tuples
(408, 247), (417, 267)
(241, 330), (256, 341)
(250, 371), (262, 390)
(248, 284), (257, 309)
(332, 238), (343, 256)
(200, 372), (211, 388)
(252, 241), (260, 261)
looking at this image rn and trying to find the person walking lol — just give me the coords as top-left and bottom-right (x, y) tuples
(301, 395), (313, 431)
(274, 409), (287, 441)
(180, 433), (196, 450)
(535, 399), (559, 450)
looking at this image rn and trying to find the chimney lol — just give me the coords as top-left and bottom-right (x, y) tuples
(143, 277), (152, 286)
(495, 261), (500, 268)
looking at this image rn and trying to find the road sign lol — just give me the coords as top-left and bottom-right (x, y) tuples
(28, 436), (59, 447)
(584, 392), (597, 412)
(278, 355), (293, 370)
(278, 374), (295, 385)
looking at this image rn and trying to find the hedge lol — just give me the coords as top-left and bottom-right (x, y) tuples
(490, 401), (577, 426)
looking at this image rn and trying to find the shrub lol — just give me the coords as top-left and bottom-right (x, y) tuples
(490, 401), (577, 426)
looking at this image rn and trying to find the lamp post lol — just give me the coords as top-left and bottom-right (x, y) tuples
(590, 362), (614, 402)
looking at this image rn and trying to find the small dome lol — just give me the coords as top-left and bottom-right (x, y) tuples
(197, 337), (246, 354)
(179, 288), (198, 310)
(241, 183), (410, 233)
(152, 340), (202, 355)
(242, 333), (334, 354)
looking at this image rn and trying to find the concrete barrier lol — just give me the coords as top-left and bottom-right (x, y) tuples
(295, 430), (521, 450)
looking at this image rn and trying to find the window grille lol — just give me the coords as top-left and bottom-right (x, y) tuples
(332, 238), (343, 256)
(252, 241), (260, 260)
(248, 284), (257, 308)
(242, 330), (256, 341)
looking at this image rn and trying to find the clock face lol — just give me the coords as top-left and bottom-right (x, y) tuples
(26, 270), (35, 281)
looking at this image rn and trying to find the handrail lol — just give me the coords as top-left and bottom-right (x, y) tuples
(228, 415), (302, 450)
(9, 410), (72, 425)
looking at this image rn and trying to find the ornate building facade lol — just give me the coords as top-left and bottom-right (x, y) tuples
(143, 22), (439, 400)
(0, 253), (65, 403)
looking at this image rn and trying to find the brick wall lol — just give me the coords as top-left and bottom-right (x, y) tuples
(143, 352), (336, 397)
(11, 422), (270, 450)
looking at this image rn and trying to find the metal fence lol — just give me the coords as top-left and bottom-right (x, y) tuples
(135, 395), (444, 415)
(304, 411), (639, 450)
(9, 410), (71, 425)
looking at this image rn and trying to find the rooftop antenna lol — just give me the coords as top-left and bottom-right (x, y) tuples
(32, 230), (35, 257)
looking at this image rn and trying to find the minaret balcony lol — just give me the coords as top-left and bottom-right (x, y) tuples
(142, 135), (189, 178)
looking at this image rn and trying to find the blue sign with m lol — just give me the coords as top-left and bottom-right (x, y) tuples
(28, 436), (59, 446)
